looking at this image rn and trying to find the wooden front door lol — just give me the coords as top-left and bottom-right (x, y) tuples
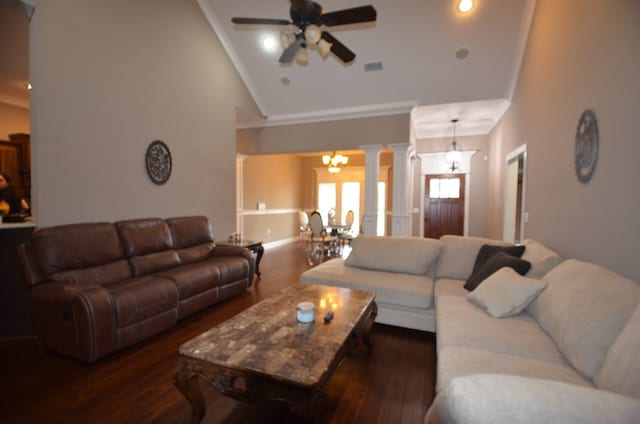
(424, 174), (465, 239)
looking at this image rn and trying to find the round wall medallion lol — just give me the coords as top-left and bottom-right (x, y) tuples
(574, 109), (599, 183)
(145, 140), (172, 185)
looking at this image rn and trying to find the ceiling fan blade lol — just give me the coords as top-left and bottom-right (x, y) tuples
(321, 32), (356, 63)
(320, 5), (377, 27)
(231, 17), (291, 25)
(279, 37), (304, 64)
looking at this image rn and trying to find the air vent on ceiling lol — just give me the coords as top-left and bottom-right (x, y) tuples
(364, 61), (383, 72)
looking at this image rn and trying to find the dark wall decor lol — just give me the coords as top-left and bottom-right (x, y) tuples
(574, 109), (599, 183)
(145, 140), (172, 185)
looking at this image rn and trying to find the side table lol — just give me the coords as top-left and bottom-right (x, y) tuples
(217, 240), (264, 276)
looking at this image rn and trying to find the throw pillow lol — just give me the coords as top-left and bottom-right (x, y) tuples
(470, 244), (526, 277)
(464, 252), (532, 291)
(467, 267), (548, 318)
(521, 239), (561, 278)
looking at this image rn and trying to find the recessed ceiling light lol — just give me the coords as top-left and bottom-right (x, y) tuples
(458, 0), (474, 13)
(261, 35), (277, 52)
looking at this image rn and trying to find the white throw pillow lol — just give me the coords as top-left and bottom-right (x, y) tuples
(521, 239), (561, 278)
(467, 267), (547, 318)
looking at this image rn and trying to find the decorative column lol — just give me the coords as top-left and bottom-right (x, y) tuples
(358, 144), (383, 235)
(236, 154), (247, 236)
(389, 143), (413, 237)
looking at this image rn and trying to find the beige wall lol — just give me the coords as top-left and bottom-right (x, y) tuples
(0, 102), (29, 140)
(487, 0), (640, 280)
(241, 154), (302, 243)
(237, 114), (410, 155)
(29, 0), (259, 236)
(415, 135), (491, 237)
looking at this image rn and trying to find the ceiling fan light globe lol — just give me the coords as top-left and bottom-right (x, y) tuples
(322, 155), (331, 165)
(294, 46), (308, 65)
(280, 31), (295, 48)
(328, 166), (341, 174)
(317, 39), (333, 59)
(304, 24), (322, 45)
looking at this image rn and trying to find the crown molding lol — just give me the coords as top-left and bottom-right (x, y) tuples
(236, 100), (416, 129)
(0, 95), (29, 109)
(196, 0), (268, 116)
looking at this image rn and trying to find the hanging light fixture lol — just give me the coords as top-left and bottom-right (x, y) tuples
(446, 119), (463, 172)
(322, 152), (349, 173)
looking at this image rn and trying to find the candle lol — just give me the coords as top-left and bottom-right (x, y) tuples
(296, 301), (315, 323)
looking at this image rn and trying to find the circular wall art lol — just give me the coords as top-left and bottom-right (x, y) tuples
(574, 109), (599, 183)
(145, 140), (172, 185)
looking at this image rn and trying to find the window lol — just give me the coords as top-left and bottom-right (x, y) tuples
(429, 177), (461, 199)
(341, 182), (360, 234)
(317, 183), (336, 224)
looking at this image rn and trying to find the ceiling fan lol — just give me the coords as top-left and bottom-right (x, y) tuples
(231, 0), (377, 65)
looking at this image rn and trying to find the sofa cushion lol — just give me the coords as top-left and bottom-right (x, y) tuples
(464, 252), (531, 291)
(32, 223), (126, 275)
(301, 258), (434, 310)
(107, 276), (178, 327)
(467, 268), (547, 318)
(49, 259), (133, 287)
(426, 374), (640, 424)
(436, 346), (591, 394)
(434, 278), (467, 299)
(115, 218), (180, 276)
(521, 239), (561, 278)
(594, 303), (640, 398)
(158, 262), (221, 299)
(345, 235), (442, 276)
(436, 236), (511, 280)
(436, 295), (566, 364)
(528, 259), (640, 380)
(167, 216), (215, 264)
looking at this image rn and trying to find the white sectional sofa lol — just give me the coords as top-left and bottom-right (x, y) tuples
(300, 235), (640, 423)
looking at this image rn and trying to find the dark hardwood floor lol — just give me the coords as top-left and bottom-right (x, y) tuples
(0, 242), (436, 423)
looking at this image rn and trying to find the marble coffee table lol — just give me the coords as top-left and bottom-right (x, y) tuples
(174, 283), (377, 423)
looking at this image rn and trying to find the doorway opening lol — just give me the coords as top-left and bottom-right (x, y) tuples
(503, 145), (527, 243)
(424, 174), (465, 239)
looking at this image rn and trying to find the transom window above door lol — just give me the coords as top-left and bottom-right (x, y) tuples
(429, 177), (461, 199)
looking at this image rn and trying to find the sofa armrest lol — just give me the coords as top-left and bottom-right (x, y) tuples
(30, 282), (115, 362)
(212, 245), (256, 281)
(424, 374), (640, 424)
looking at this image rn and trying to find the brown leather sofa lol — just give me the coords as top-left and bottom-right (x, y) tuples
(17, 216), (255, 362)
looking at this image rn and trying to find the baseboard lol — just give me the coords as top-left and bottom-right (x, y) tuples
(263, 237), (298, 250)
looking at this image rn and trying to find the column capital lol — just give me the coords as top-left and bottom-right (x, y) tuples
(358, 144), (384, 153)
(236, 154), (248, 161)
(387, 143), (412, 153)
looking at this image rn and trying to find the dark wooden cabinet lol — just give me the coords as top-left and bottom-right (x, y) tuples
(0, 132), (31, 201)
(0, 223), (35, 339)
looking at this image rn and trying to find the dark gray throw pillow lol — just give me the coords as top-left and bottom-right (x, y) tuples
(471, 244), (526, 277)
(464, 252), (532, 291)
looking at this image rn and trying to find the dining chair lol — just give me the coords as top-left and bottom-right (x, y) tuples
(309, 211), (338, 259)
(339, 209), (356, 247)
(298, 210), (312, 244)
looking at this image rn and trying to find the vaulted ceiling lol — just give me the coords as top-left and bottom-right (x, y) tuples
(0, 0), (536, 139)
(199, 0), (535, 138)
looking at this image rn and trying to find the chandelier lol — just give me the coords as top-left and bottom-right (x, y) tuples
(322, 152), (349, 173)
(446, 119), (462, 172)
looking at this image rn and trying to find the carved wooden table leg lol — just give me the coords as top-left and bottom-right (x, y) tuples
(253, 243), (264, 276)
(174, 360), (206, 423)
(362, 302), (378, 350)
